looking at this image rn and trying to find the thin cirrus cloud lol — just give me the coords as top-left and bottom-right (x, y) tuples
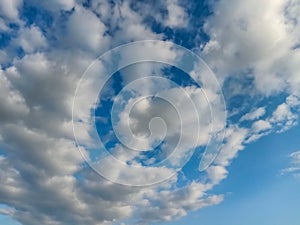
(281, 150), (300, 177)
(0, 0), (299, 225)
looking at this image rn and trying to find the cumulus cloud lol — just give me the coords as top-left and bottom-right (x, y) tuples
(138, 182), (223, 223)
(260, 96), (298, 132)
(198, 0), (300, 181)
(0, 74), (29, 123)
(202, 0), (300, 96)
(206, 165), (228, 185)
(12, 25), (47, 53)
(162, 0), (189, 28)
(1, 0), (300, 225)
(0, 1), (226, 225)
(65, 5), (109, 52)
(0, 0), (22, 21)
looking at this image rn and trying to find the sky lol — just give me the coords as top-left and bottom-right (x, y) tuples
(0, 0), (300, 225)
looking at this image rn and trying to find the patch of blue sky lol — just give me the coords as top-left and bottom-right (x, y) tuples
(162, 66), (201, 88)
(19, 3), (73, 49)
(0, 216), (21, 225)
(157, 123), (300, 225)
(223, 74), (289, 125)
(131, 143), (166, 166)
(0, 204), (20, 225)
(0, 31), (15, 49)
(80, 0), (92, 8)
(180, 146), (208, 179)
(143, 0), (211, 49)
(207, 126), (300, 225)
(20, 3), (53, 29)
(94, 64), (203, 166)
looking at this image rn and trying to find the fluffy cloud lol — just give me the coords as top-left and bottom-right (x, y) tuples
(65, 5), (109, 52)
(206, 165), (228, 185)
(202, 0), (300, 96)
(1, 0), (300, 225)
(12, 25), (47, 53)
(199, 0), (300, 181)
(138, 182), (223, 223)
(0, 74), (29, 123)
(269, 97), (299, 132)
(0, 1), (225, 225)
(0, 0), (22, 21)
(162, 0), (189, 28)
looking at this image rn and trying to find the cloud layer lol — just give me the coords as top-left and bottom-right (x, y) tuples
(0, 0), (300, 225)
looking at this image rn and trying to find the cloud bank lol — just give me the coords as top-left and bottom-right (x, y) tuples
(0, 0), (299, 225)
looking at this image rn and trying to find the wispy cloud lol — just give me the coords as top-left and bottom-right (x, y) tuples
(281, 151), (300, 177)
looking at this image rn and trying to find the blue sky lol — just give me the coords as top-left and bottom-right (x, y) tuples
(0, 0), (300, 225)
(159, 124), (300, 225)
(0, 216), (21, 225)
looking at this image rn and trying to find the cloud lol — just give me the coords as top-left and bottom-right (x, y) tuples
(198, 0), (300, 183)
(12, 25), (47, 53)
(214, 125), (249, 167)
(0, 204), (15, 216)
(290, 151), (300, 164)
(0, 74), (29, 123)
(0, 0), (22, 21)
(1, 0), (300, 225)
(162, 0), (189, 28)
(110, 84), (218, 172)
(281, 150), (300, 177)
(206, 165), (228, 185)
(138, 182), (223, 223)
(251, 120), (272, 133)
(240, 107), (266, 121)
(0, 1), (226, 225)
(202, 0), (300, 96)
(65, 5), (109, 52)
(92, 1), (161, 44)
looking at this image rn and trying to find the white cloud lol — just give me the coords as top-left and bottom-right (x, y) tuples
(0, 1), (226, 225)
(202, 0), (300, 96)
(0, 205), (15, 216)
(0, 17), (9, 31)
(251, 120), (272, 133)
(269, 96), (300, 132)
(110, 81), (226, 173)
(0, 0), (22, 21)
(91, 1), (162, 45)
(113, 1), (162, 42)
(128, 0), (189, 29)
(290, 151), (300, 164)
(12, 25), (47, 53)
(240, 107), (266, 121)
(199, 0), (300, 185)
(206, 165), (228, 185)
(1, 0), (300, 224)
(281, 150), (300, 177)
(138, 182), (223, 222)
(164, 0), (188, 28)
(214, 125), (249, 167)
(66, 6), (109, 52)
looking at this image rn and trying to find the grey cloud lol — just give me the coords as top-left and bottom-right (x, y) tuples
(0, 1), (225, 225)
(2, 0), (299, 224)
